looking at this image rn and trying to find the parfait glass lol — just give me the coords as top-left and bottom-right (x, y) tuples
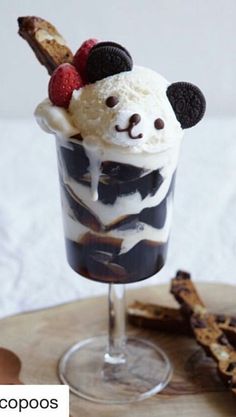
(57, 132), (178, 403)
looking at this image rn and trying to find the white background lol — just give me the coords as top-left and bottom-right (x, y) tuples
(1, 0), (236, 118)
(0, 1), (236, 317)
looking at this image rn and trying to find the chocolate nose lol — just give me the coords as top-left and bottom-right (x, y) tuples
(115, 113), (143, 139)
(129, 113), (141, 126)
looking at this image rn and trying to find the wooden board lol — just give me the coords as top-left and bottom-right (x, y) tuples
(0, 283), (236, 416)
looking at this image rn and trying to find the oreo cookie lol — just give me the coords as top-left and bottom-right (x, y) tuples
(167, 82), (206, 129)
(91, 41), (132, 58)
(86, 41), (133, 83)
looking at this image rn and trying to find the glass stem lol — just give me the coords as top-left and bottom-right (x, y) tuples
(105, 283), (126, 364)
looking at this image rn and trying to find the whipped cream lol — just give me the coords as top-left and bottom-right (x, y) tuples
(35, 99), (78, 137)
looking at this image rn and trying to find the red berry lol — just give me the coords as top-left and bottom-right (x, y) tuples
(73, 38), (98, 81)
(48, 63), (83, 108)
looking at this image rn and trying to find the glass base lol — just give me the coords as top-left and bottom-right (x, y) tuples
(58, 335), (172, 404)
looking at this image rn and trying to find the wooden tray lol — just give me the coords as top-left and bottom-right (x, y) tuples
(0, 283), (236, 416)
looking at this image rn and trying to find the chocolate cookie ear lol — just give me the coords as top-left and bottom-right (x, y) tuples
(167, 82), (206, 129)
(86, 41), (133, 83)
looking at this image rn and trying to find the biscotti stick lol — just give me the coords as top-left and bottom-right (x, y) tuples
(171, 271), (236, 396)
(18, 16), (73, 75)
(127, 300), (236, 346)
(128, 301), (192, 334)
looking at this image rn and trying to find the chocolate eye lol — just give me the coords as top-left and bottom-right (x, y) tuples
(106, 96), (119, 108)
(154, 118), (165, 130)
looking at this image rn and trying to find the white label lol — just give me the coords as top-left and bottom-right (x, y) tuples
(0, 386), (69, 416)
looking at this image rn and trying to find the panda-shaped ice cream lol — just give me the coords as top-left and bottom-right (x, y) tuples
(34, 39), (206, 283)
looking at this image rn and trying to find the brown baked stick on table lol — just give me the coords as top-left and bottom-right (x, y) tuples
(171, 271), (236, 396)
(127, 300), (236, 346)
(18, 16), (73, 75)
(128, 301), (192, 334)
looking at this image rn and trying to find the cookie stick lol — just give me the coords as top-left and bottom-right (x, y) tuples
(18, 16), (73, 75)
(128, 301), (192, 334)
(171, 271), (236, 395)
(127, 300), (236, 346)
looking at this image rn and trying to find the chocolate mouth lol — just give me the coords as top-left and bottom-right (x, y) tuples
(115, 113), (143, 139)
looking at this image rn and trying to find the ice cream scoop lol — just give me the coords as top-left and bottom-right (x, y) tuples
(36, 54), (205, 155)
(67, 66), (184, 153)
(35, 65), (184, 154)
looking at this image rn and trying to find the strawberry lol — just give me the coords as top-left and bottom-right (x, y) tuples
(48, 63), (83, 108)
(73, 38), (98, 82)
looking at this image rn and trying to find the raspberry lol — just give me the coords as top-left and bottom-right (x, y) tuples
(48, 63), (83, 108)
(73, 38), (98, 82)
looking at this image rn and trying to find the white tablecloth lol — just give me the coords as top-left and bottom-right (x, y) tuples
(0, 118), (236, 317)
